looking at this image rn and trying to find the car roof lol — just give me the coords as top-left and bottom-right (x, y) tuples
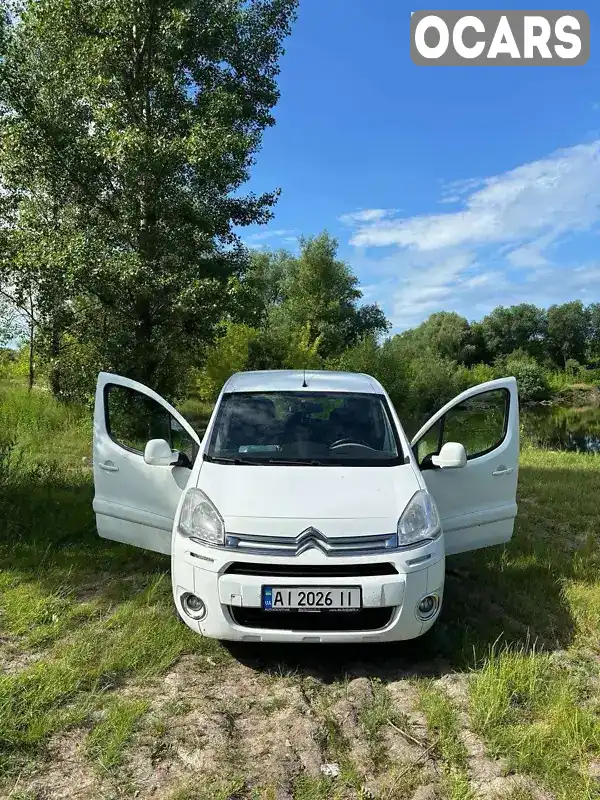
(222, 370), (386, 395)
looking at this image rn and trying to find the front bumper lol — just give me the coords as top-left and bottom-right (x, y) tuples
(171, 538), (445, 643)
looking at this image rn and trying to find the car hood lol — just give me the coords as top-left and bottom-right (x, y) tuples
(196, 460), (421, 536)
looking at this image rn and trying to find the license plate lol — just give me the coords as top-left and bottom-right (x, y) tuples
(262, 586), (361, 611)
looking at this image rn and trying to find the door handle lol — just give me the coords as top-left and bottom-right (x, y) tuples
(99, 461), (119, 472)
(493, 466), (513, 476)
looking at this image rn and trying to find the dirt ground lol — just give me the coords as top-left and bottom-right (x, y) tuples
(6, 647), (554, 800)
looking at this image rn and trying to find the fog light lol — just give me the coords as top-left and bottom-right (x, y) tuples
(416, 594), (439, 620)
(181, 593), (207, 620)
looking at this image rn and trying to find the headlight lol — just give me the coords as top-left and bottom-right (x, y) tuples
(178, 488), (225, 546)
(397, 489), (441, 547)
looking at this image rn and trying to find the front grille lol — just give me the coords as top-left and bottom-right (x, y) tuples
(229, 606), (394, 632)
(225, 527), (396, 557)
(224, 562), (397, 578)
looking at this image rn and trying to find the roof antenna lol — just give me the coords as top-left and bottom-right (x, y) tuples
(302, 366), (307, 388)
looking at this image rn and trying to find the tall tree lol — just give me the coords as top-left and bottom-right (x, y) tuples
(240, 248), (295, 327)
(385, 313), (486, 369)
(546, 301), (589, 368)
(587, 303), (600, 362)
(0, 0), (297, 400)
(406, 311), (482, 365)
(0, 186), (85, 394)
(269, 233), (389, 359)
(480, 304), (548, 361)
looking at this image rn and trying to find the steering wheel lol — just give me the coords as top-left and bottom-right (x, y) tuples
(329, 438), (373, 450)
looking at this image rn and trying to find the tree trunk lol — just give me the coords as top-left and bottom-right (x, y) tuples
(28, 312), (34, 391)
(48, 201), (63, 398)
(49, 320), (61, 397)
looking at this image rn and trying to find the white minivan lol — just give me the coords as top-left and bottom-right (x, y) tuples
(93, 370), (519, 643)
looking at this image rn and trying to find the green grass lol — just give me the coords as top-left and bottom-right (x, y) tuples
(0, 382), (92, 463)
(0, 381), (227, 783)
(0, 577), (102, 647)
(358, 679), (403, 768)
(290, 775), (340, 800)
(418, 683), (472, 800)
(455, 447), (600, 800)
(86, 697), (149, 772)
(0, 575), (225, 759)
(1, 379), (600, 799)
(432, 446), (600, 664)
(546, 371), (600, 394)
(470, 646), (600, 800)
(169, 776), (249, 800)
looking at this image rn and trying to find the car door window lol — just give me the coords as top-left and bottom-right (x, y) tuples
(416, 388), (509, 466)
(106, 384), (197, 464)
(169, 417), (196, 462)
(416, 421), (443, 467)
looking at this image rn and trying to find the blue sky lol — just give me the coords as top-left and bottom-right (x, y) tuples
(242, 1), (600, 332)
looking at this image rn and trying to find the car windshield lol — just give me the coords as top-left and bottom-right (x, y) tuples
(205, 391), (403, 466)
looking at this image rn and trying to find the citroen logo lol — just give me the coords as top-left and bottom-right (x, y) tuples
(295, 527), (329, 554)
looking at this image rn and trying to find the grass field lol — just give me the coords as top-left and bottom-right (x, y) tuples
(0, 383), (599, 800)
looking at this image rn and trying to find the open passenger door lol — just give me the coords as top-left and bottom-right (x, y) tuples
(93, 372), (201, 554)
(411, 378), (519, 556)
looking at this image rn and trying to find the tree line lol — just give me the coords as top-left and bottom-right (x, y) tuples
(195, 236), (600, 423)
(1, 0), (597, 427)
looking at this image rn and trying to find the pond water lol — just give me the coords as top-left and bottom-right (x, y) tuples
(521, 405), (600, 454)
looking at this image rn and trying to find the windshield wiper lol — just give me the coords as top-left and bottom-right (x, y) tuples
(266, 458), (327, 466)
(203, 454), (265, 465)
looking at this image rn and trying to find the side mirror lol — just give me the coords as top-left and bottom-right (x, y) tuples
(144, 438), (176, 467)
(431, 442), (467, 469)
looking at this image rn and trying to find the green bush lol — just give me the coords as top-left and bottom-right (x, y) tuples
(584, 367), (600, 384)
(330, 343), (476, 431)
(565, 358), (582, 378)
(546, 370), (572, 392)
(0, 346), (30, 381)
(500, 353), (551, 402)
(327, 336), (409, 417)
(467, 363), (496, 386)
(405, 355), (471, 428)
(196, 322), (260, 402)
(546, 366), (600, 391)
(196, 321), (327, 402)
(41, 335), (104, 406)
(280, 322), (323, 370)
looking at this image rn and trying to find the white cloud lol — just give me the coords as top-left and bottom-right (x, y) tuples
(388, 250), (481, 326)
(506, 237), (551, 268)
(339, 208), (399, 226)
(438, 176), (486, 205)
(349, 141), (600, 251)
(387, 254), (600, 329)
(342, 141), (600, 329)
(245, 228), (297, 243)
